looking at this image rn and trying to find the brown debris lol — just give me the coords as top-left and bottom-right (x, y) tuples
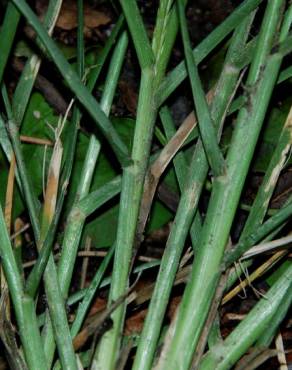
(36, 0), (111, 31)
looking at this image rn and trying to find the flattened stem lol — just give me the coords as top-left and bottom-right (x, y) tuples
(133, 11), (256, 370)
(177, 0), (225, 177)
(94, 67), (156, 370)
(155, 2), (286, 369)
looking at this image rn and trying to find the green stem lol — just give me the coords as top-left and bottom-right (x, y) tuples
(12, 0), (63, 126)
(100, 32), (129, 115)
(26, 15), (127, 300)
(133, 13), (255, 370)
(24, 2), (89, 360)
(7, 86), (78, 370)
(160, 108), (188, 190)
(70, 243), (115, 337)
(223, 199), (292, 268)
(6, 45), (80, 370)
(231, 280), (291, 369)
(41, 30), (128, 365)
(30, 9), (121, 363)
(9, 0), (67, 297)
(42, 258), (78, 369)
(223, 5), (292, 297)
(35, 260), (160, 327)
(3, 85), (78, 368)
(20, 296), (49, 370)
(155, 2), (285, 369)
(198, 263), (292, 370)
(0, 112), (23, 193)
(77, 176), (122, 217)
(157, 0), (263, 106)
(94, 67), (156, 370)
(93, 1), (187, 364)
(0, 206), (47, 369)
(26, 170), (119, 300)
(259, 269), (292, 349)
(8, 121), (41, 240)
(95, 0), (253, 365)
(178, 0), (225, 176)
(239, 6), (292, 241)
(151, 0), (178, 85)
(11, 0), (130, 166)
(58, 30), (128, 299)
(86, 16), (124, 92)
(119, 0), (154, 69)
(76, 0), (84, 77)
(160, 107), (202, 249)
(25, 212), (59, 296)
(223, 4), (292, 266)
(0, 3), (20, 84)
(224, 106), (292, 288)
(57, 138), (100, 297)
